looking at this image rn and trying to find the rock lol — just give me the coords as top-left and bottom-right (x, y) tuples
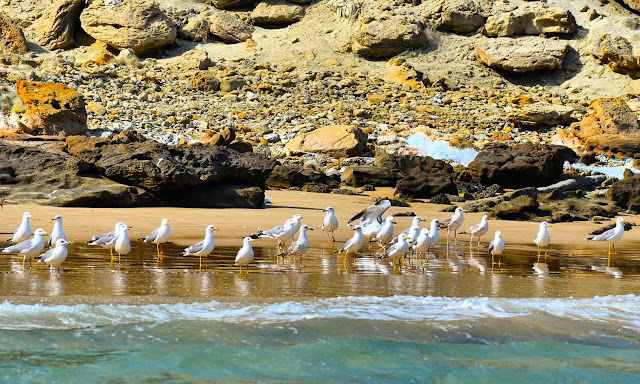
(179, 17), (210, 42)
(622, 0), (640, 14)
(191, 71), (220, 92)
(352, 8), (427, 59)
(210, 0), (256, 10)
(165, 49), (210, 70)
(302, 184), (332, 193)
(33, 0), (84, 50)
(251, 1), (305, 25)
(438, 10), (486, 34)
(598, 34), (639, 72)
(341, 166), (398, 187)
(210, 11), (254, 43)
(284, 125), (368, 157)
(475, 37), (568, 73)
(80, 0), (177, 54)
(266, 164), (338, 189)
(203, 127), (235, 146)
(430, 193), (451, 205)
(484, 7), (576, 37)
(0, 14), (28, 55)
(16, 80), (87, 136)
(607, 176), (640, 212)
(467, 143), (577, 188)
(86, 102), (107, 115)
(508, 102), (574, 128)
(395, 166), (458, 199)
(220, 77), (248, 92)
(491, 195), (539, 220)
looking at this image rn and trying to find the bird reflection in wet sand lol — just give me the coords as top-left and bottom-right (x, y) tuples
(591, 265), (623, 278)
(533, 262), (549, 275)
(467, 248), (486, 275)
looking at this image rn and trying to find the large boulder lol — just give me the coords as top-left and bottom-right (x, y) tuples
(353, 8), (427, 59)
(607, 176), (640, 212)
(33, 0), (85, 50)
(484, 7), (576, 37)
(597, 34), (639, 72)
(508, 102), (574, 128)
(570, 97), (640, 157)
(0, 14), (28, 55)
(622, 0), (640, 14)
(437, 0), (487, 34)
(266, 164), (338, 189)
(80, 0), (177, 54)
(210, 11), (254, 43)
(251, 0), (304, 25)
(467, 143), (577, 188)
(16, 80), (87, 136)
(285, 125), (368, 157)
(475, 37), (568, 72)
(491, 195), (539, 220)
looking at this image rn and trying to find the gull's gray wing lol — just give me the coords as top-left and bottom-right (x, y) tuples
(487, 240), (495, 253)
(88, 230), (117, 246)
(282, 241), (303, 256)
(589, 228), (617, 242)
(38, 248), (55, 262)
(258, 224), (285, 239)
(144, 228), (159, 243)
(337, 237), (355, 253)
(348, 200), (391, 226)
(183, 240), (205, 255)
(3, 239), (34, 253)
(462, 223), (481, 234)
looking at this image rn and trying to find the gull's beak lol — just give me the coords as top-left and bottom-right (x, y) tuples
(128, 226), (133, 229)
(547, 224), (552, 227)
(309, 228), (314, 230)
(420, 219), (425, 221)
(392, 221), (397, 224)
(622, 218), (627, 222)
(499, 234), (502, 238)
(215, 227), (220, 230)
(44, 232), (50, 235)
(51, 218), (55, 221)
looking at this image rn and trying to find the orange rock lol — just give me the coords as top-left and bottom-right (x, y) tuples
(284, 125), (368, 157)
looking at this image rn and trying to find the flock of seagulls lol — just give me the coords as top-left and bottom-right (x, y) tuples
(0, 203), (630, 274)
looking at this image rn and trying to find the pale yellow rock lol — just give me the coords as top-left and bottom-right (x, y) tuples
(284, 125), (368, 157)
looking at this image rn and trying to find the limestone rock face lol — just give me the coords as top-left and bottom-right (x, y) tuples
(16, 80), (87, 136)
(438, 10), (486, 34)
(179, 17), (210, 42)
(353, 8), (427, 59)
(622, 0), (640, 13)
(210, 11), (254, 43)
(508, 102), (574, 128)
(598, 34), (639, 72)
(33, 0), (85, 50)
(285, 125), (368, 157)
(251, 1), (305, 25)
(80, 0), (177, 55)
(164, 49), (210, 70)
(0, 14), (28, 55)
(475, 37), (568, 72)
(484, 7), (576, 37)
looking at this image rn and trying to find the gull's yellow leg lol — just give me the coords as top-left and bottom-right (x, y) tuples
(199, 255), (202, 270)
(536, 246), (541, 263)
(343, 252), (348, 265)
(22, 255), (26, 271)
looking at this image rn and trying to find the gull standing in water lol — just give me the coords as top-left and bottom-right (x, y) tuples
(87, 222), (127, 259)
(335, 226), (364, 265)
(588, 217), (626, 267)
(412, 228), (431, 262)
(182, 225), (218, 269)
(322, 207), (339, 242)
(256, 219), (297, 251)
(380, 233), (409, 271)
(114, 223), (132, 265)
(348, 199), (391, 243)
(428, 219), (440, 252)
(487, 231), (505, 267)
(534, 221), (552, 262)
(279, 225), (313, 265)
(36, 239), (71, 274)
(460, 214), (489, 247)
(142, 218), (172, 261)
(440, 208), (464, 243)
(49, 215), (66, 247)
(371, 215), (396, 250)
(8, 212), (32, 243)
(2, 228), (48, 271)
(398, 216), (424, 245)
(235, 236), (255, 273)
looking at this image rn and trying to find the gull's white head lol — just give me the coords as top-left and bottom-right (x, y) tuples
(34, 228), (48, 237)
(420, 228), (429, 235)
(481, 214), (488, 221)
(115, 221), (126, 230)
(118, 223), (131, 232)
(351, 225), (363, 233)
(161, 218), (170, 225)
(386, 215), (396, 223)
(207, 225), (219, 232)
(398, 234), (407, 241)
(55, 239), (71, 247)
(24, 212), (32, 219)
(301, 225), (313, 231)
(324, 207), (334, 213)
(292, 214), (303, 221)
(431, 219), (440, 228)
(495, 231), (502, 238)
(243, 236), (254, 243)
(52, 215), (63, 222)
(412, 216), (423, 225)
(540, 222), (551, 229)
(455, 208), (464, 215)
(617, 217), (626, 224)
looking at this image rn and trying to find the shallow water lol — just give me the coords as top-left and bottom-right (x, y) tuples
(2, 240), (640, 382)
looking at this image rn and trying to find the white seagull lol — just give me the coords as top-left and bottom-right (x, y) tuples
(588, 217), (626, 266)
(412, 228), (431, 261)
(143, 218), (172, 261)
(380, 233), (409, 271)
(371, 215), (396, 250)
(235, 236), (255, 273)
(49, 215), (66, 247)
(460, 214), (489, 247)
(114, 223), (132, 264)
(257, 219), (297, 251)
(8, 211), (32, 243)
(533, 221), (552, 261)
(487, 231), (505, 267)
(279, 225), (313, 264)
(428, 219), (440, 251)
(183, 225), (219, 269)
(336, 225), (364, 264)
(2, 228), (48, 271)
(37, 239), (71, 274)
(87, 222), (127, 259)
(290, 214), (303, 235)
(440, 207), (464, 243)
(348, 199), (391, 242)
(322, 207), (339, 242)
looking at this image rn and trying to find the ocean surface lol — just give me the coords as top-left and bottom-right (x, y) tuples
(1, 240), (639, 383)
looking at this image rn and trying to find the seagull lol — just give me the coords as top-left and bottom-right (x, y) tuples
(87, 222), (127, 259)
(256, 219), (297, 251)
(440, 207), (464, 243)
(428, 219), (440, 251)
(335, 225), (364, 265)
(36, 239), (71, 274)
(400, 216), (424, 245)
(588, 217), (626, 267)
(487, 231), (505, 267)
(460, 214), (489, 247)
(348, 199), (391, 242)
(114, 223), (132, 264)
(142, 218), (172, 261)
(322, 207), (339, 242)
(533, 221), (552, 262)
(412, 228), (431, 261)
(279, 225), (313, 264)
(49, 215), (66, 247)
(235, 236), (255, 273)
(379, 233), (409, 271)
(290, 214), (303, 235)
(182, 225), (218, 269)
(371, 215), (396, 250)
(8, 212), (32, 243)
(2, 228), (48, 271)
